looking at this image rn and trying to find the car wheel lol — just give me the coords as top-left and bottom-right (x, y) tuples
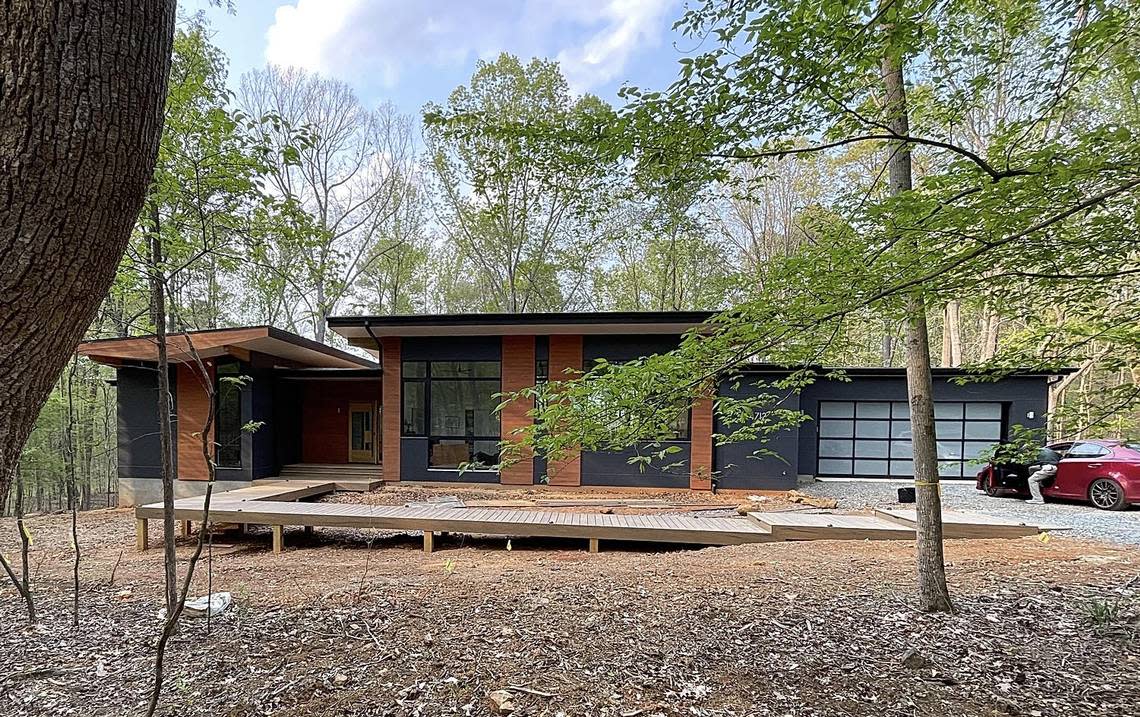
(1088, 478), (1127, 511)
(985, 481), (1000, 497)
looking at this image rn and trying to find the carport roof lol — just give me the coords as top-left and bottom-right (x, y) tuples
(77, 326), (377, 369)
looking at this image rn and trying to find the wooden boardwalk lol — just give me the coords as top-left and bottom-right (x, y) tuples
(135, 481), (1053, 554)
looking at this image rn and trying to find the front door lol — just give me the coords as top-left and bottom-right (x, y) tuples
(348, 402), (377, 463)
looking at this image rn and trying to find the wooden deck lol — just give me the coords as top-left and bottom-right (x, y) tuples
(135, 481), (1054, 554)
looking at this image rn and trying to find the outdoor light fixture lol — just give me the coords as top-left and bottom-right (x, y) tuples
(1026, 411), (1036, 419)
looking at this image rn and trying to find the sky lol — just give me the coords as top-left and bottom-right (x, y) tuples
(185, 0), (695, 115)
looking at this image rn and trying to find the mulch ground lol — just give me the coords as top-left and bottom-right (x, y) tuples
(2, 493), (1139, 716)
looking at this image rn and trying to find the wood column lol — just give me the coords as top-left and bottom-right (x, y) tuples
(381, 338), (401, 482)
(176, 362), (213, 481)
(546, 335), (582, 486)
(499, 335), (536, 485)
(689, 396), (714, 491)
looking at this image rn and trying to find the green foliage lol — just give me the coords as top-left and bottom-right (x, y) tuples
(976, 424), (1048, 465)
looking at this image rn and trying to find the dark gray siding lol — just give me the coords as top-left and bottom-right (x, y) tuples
(714, 373), (800, 490)
(116, 365), (175, 480)
(402, 336), (501, 361)
(582, 334), (681, 364)
(580, 444), (690, 488)
(250, 367), (276, 480)
(272, 379), (304, 471)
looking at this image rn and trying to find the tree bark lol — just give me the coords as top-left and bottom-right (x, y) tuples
(0, 1), (177, 501)
(881, 49), (953, 613)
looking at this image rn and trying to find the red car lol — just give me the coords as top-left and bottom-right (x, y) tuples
(976, 439), (1140, 510)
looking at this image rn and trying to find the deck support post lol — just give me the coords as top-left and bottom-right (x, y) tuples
(136, 518), (148, 551)
(179, 520), (191, 538)
(423, 531), (435, 554)
(272, 525), (284, 554)
(588, 538), (600, 554)
(303, 525), (313, 538)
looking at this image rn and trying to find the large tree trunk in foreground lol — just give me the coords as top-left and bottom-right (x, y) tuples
(0, 1), (176, 499)
(881, 51), (954, 613)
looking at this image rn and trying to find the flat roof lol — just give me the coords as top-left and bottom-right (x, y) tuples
(78, 326), (377, 369)
(737, 363), (1073, 378)
(328, 311), (715, 342)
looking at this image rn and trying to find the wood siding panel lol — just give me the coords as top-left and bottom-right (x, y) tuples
(176, 363), (213, 481)
(300, 380), (381, 464)
(546, 335), (582, 486)
(689, 397), (714, 491)
(382, 338), (402, 482)
(499, 335), (535, 485)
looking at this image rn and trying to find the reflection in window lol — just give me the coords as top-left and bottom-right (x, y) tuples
(215, 362), (242, 468)
(817, 400), (1005, 477)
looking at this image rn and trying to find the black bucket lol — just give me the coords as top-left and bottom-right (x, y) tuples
(897, 487), (916, 504)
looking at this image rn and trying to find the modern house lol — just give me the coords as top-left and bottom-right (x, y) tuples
(77, 313), (1058, 506)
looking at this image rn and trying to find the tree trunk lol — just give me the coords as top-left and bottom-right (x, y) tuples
(0, 1), (176, 502)
(881, 49), (953, 613)
(945, 300), (962, 366)
(150, 226), (178, 617)
(980, 308), (1001, 361)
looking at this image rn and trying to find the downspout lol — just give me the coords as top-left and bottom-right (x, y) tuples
(363, 321), (383, 357)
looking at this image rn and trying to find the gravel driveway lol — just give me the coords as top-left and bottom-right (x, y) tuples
(799, 478), (1140, 546)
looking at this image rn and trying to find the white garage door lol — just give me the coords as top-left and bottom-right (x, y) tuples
(816, 401), (1002, 478)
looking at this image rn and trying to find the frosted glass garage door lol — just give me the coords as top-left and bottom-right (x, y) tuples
(816, 401), (1002, 478)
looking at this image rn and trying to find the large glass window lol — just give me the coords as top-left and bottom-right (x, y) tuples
(215, 362), (242, 468)
(402, 360), (501, 469)
(816, 401), (1003, 478)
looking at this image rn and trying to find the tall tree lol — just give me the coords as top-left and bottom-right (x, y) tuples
(238, 67), (418, 341)
(425, 54), (614, 313)
(0, 1), (176, 502)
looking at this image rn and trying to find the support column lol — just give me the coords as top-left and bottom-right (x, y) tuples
(500, 335), (536, 485)
(136, 518), (149, 551)
(381, 337), (401, 483)
(546, 335), (582, 486)
(689, 396), (714, 491)
(423, 531), (435, 554)
(272, 525), (284, 554)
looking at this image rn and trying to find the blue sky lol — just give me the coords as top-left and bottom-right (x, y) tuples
(185, 0), (694, 114)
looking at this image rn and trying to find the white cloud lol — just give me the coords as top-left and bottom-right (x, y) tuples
(555, 0), (674, 92)
(263, 0), (675, 92)
(264, 0), (363, 74)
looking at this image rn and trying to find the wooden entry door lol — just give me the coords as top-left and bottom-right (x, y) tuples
(348, 402), (378, 463)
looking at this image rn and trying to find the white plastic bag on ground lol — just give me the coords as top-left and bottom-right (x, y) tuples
(182, 591), (232, 618)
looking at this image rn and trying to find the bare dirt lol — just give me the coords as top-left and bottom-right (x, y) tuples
(2, 488), (1138, 716)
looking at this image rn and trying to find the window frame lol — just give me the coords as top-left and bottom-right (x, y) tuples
(401, 360), (502, 470)
(1064, 442), (1111, 459)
